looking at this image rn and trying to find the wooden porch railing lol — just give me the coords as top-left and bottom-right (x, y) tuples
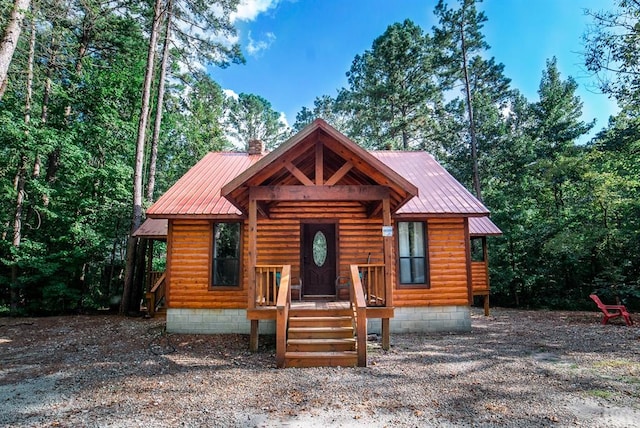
(255, 265), (283, 307)
(350, 264), (367, 367)
(275, 265), (291, 368)
(147, 271), (164, 292)
(358, 263), (386, 307)
(145, 272), (166, 318)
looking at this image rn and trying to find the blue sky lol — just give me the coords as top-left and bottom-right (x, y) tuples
(215, 0), (619, 143)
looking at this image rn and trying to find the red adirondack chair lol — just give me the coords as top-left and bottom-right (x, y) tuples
(589, 294), (633, 326)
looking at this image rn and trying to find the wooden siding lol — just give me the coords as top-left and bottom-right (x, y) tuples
(258, 201), (383, 282)
(393, 218), (470, 307)
(168, 220), (246, 309)
(471, 261), (489, 294)
(167, 209), (472, 310)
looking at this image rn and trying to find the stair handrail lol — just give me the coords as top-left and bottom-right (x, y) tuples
(275, 264), (291, 368)
(255, 265), (282, 306)
(358, 263), (386, 307)
(145, 272), (166, 318)
(350, 264), (367, 367)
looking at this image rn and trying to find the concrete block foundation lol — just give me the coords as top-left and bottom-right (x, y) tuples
(166, 308), (275, 334)
(368, 306), (471, 334)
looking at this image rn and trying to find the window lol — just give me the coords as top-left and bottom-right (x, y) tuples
(397, 221), (427, 285)
(212, 222), (241, 287)
(470, 237), (485, 262)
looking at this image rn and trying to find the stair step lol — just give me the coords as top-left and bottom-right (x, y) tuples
(285, 351), (358, 368)
(288, 326), (354, 339)
(287, 338), (356, 352)
(288, 316), (353, 328)
(289, 308), (352, 318)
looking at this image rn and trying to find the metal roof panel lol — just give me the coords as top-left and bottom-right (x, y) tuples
(372, 152), (489, 215)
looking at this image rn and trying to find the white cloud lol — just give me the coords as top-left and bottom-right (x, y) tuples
(246, 31), (276, 56)
(231, 0), (280, 22)
(223, 88), (240, 100)
(278, 112), (290, 128)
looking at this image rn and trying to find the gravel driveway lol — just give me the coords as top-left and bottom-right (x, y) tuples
(1, 307), (638, 427)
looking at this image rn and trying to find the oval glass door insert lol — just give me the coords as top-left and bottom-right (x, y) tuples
(312, 231), (327, 267)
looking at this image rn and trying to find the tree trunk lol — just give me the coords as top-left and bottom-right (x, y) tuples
(2, 10), (33, 243)
(459, 18), (482, 201)
(8, 6), (36, 312)
(132, 238), (148, 312)
(146, 0), (173, 204)
(10, 153), (28, 313)
(24, 9), (35, 125)
(0, 0), (30, 100)
(121, 0), (164, 315)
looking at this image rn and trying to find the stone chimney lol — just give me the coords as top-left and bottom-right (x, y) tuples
(248, 139), (265, 155)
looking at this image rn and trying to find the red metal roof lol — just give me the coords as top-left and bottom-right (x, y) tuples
(139, 214), (501, 237)
(133, 218), (168, 238)
(372, 151), (488, 216)
(221, 119), (418, 215)
(146, 152), (263, 217)
(469, 216), (502, 236)
(148, 137), (490, 218)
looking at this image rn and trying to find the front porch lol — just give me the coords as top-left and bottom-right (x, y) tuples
(247, 264), (393, 368)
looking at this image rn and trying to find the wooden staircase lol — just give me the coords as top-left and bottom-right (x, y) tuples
(284, 307), (358, 368)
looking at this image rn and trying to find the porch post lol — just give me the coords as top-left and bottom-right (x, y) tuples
(382, 197), (393, 351)
(464, 218), (473, 306)
(248, 193), (259, 351)
(482, 236), (490, 316)
(146, 240), (154, 291)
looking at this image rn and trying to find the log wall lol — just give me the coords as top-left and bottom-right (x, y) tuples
(471, 261), (489, 294)
(393, 218), (470, 307)
(168, 220), (246, 309)
(167, 208), (471, 309)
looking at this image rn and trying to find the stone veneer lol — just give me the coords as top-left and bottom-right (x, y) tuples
(166, 309), (275, 334)
(166, 306), (469, 335)
(367, 306), (471, 334)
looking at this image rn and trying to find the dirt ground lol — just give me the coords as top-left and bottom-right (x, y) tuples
(0, 307), (638, 427)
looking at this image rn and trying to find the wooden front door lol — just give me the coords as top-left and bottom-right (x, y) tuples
(302, 223), (336, 296)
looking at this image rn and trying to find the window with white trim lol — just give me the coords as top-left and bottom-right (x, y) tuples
(397, 221), (428, 285)
(212, 222), (241, 287)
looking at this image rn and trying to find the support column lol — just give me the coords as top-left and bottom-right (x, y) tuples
(146, 240), (154, 291)
(382, 197), (393, 307)
(483, 237), (491, 316)
(381, 318), (390, 350)
(248, 195), (258, 351)
(382, 197), (393, 350)
(250, 320), (259, 352)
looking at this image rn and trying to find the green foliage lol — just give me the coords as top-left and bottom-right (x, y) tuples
(584, 0), (640, 105)
(293, 94), (352, 134)
(224, 92), (291, 150)
(340, 19), (442, 150)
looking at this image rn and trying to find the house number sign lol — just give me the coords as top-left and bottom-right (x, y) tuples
(382, 226), (393, 237)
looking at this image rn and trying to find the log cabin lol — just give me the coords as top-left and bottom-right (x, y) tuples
(143, 119), (501, 368)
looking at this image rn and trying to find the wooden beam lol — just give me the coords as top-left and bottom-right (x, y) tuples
(381, 318), (390, 350)
(248, 197), (258, 350)
(464, 217), (473, 305)
(250, 320), (259, 352)
(165, 220), (173, 308)
(251, 185), (389, 202)
(366, 201), (383, 218)
(325, 161), (353, 186)
(248, 198), (257, 310)
(257, 201), (270, 219)
(315, 141), (323, 185)
(382, 197), (393, 308)
(285, 161), (314, 186)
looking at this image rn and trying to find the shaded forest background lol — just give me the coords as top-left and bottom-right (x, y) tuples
(1, 0), (638, 315)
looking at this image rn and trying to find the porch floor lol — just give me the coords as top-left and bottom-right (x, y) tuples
(247, 301), (393, 320)
(291, 301), (350, 310)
